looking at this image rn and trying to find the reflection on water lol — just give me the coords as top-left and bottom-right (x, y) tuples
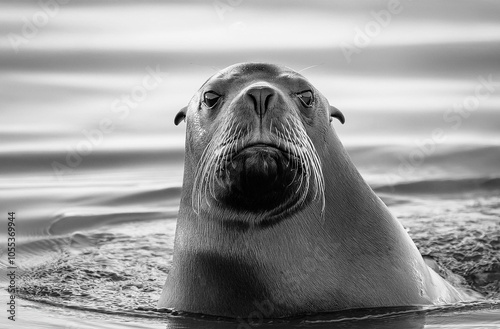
(1, 0), (500, 328)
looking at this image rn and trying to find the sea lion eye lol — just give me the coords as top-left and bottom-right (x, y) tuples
(203, 91), (221, 108)
(297, 90), (313, 107)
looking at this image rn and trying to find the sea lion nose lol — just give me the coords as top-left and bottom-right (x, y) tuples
(246, 86), (277, 118)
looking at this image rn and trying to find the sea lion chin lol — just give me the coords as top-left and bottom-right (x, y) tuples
(158, 62), (476, 318)
(215, 144), (306, 215)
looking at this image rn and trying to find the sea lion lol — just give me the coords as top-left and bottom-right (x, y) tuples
(158, 62), (474, 318)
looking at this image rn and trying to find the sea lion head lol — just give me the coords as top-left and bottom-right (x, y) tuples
(175, 63), (344, 226)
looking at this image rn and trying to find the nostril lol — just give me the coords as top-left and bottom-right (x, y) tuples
(247, 93), (258, 113)
(264, 93), (274, 111)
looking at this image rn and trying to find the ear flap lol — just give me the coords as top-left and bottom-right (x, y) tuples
(329, 105), (345, 124)
(174, 107), (187, 126)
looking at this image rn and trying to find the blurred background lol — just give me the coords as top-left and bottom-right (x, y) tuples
(0, 1), (500, 327)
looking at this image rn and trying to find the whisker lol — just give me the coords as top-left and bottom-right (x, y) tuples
(192, 112), (324, 217)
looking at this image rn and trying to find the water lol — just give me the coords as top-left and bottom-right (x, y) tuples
(1, 0), (500, 328)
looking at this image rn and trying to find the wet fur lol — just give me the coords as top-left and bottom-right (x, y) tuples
(159, 63), (475, 317)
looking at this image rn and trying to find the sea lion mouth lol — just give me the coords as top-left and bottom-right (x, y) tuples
(223, 143), (285, 195)
(238, 142), (279, 152)
(222, 142), (298, 168)
(191, 117), (325, 222)
(214, 143), (302, 215)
